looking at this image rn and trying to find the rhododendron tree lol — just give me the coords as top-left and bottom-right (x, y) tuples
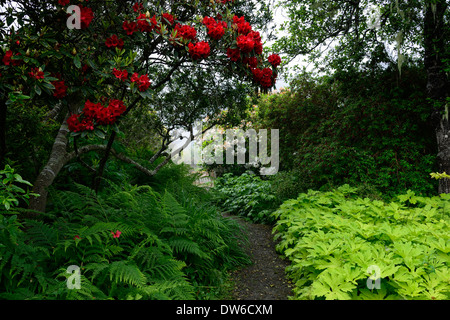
(0, 0), (278, 212)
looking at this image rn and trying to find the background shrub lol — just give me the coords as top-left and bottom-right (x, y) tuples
(251, 67), (438, 199)
(212, 172), (278, 224)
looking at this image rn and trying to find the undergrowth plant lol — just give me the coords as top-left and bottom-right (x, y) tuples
(0, 165), (39, 211)
(0, 181), (250, 300)
(212, 172), (278, 224)
(273, 185), (450, 300)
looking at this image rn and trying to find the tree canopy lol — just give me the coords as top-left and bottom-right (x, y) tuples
(0, 0), (282, 212)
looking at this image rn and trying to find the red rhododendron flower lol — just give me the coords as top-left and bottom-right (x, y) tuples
(80, 117), (94, 131)
(260, 67), (273, 88)
(207, 23), (225, 40)
(79, 5), (94, 29)
(226, 48), (241, 62)
(137, 13), (154, 32)
(248, 31), (263, 54)
(233, 16), (252, 34)
(131, 72), (151, 91)
(130, 72), (139, 83)
(237, 21), (251, 35)
(108, 99), (127, 117)
(67, 98), (127, 132)
(233, 15), (245, 25)
(113, 68), (128, 81)
(252, 67), (262, 81)
(52, 80), (68, 98)
(203, 17), (227, 40)
(248, 30), (261, 42)
(202, 16), (217, 28)
(236, 34), (254, 53)
(105, 35), (124, 49)
(97, 99), (126, 124)
(188, 41), (210, 60)
(243, 56), (258, 68)
(174, 24), (197, 41)
(137, 74), (151, 91)
(74, 235), (81, 240)
(268, 54), (282, 67)
(133, 2), (143, 12)
(123, 20), (138, 35)
(29, 67), (45, 80)
(2, 50), (21, 66)
(95, 108), (115, 125)
(251, 67), (273, 88)
(254, 42), (263, 55)
(162, 13), (174, 25)
(58, 0), (70, 6)
(67, 114), (84, 132)
(83, 100), (103, 120)
(2, 50), (13, 65)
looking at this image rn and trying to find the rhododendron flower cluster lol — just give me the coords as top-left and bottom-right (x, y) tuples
(133, 2), (144, 13)
(233, 15), (252, 35)
(173, 24), (197, 41)
(52, 80), (68, 98)
(236, 34), (255, 53)
(79, 5), (94, 29)
(113, 68), (128, 81)
(188, 41), (211, 60)
(130, 72), (151, 91)
(67, 114), (93, 132)
(268, 54), (282, 67)
(162, 13), (175, 26)
(105, 35), (124, 49)
(202, 17), (227, 41)
(227, 48), (240, 62)
(67, 99), (127, 132)
(220, 14), (281, 89)
(136, 13), (158, 32)
(29, 67), (45, 80)
(2, 50), (21, 66)
(123, 20), (138, 35)
(243, 56), (258, 69)
(252, 67), (273, 88)
(58, 1), (93, 28)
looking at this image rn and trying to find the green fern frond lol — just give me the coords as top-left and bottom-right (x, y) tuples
(24, 220), (58, 248)
(108, 261), (147, 288)
(146, 258), (186, 280)
(162, 191), (188, 217)
(168, 238), (210, 260)
(144, 278), (195, 300)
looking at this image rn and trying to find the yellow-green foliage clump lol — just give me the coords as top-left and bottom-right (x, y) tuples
(273, 185), (450, 300)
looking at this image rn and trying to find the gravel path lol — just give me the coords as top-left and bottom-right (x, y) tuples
(227, 215), (293, 300)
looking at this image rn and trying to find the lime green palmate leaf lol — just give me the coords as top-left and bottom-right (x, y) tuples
(309, 268), (359, 300)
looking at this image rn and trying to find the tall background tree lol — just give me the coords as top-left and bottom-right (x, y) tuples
(273, 0), (449, 193)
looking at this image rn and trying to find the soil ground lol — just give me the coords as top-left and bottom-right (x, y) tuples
(226, 214), (293, 300)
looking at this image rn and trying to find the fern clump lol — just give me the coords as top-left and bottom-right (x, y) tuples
(273, 185), (450, 300)
(0, 180), (250, 300)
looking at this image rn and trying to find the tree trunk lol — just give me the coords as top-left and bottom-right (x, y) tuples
(28, 115), (70, 213)
(425, 0), (449, 193)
